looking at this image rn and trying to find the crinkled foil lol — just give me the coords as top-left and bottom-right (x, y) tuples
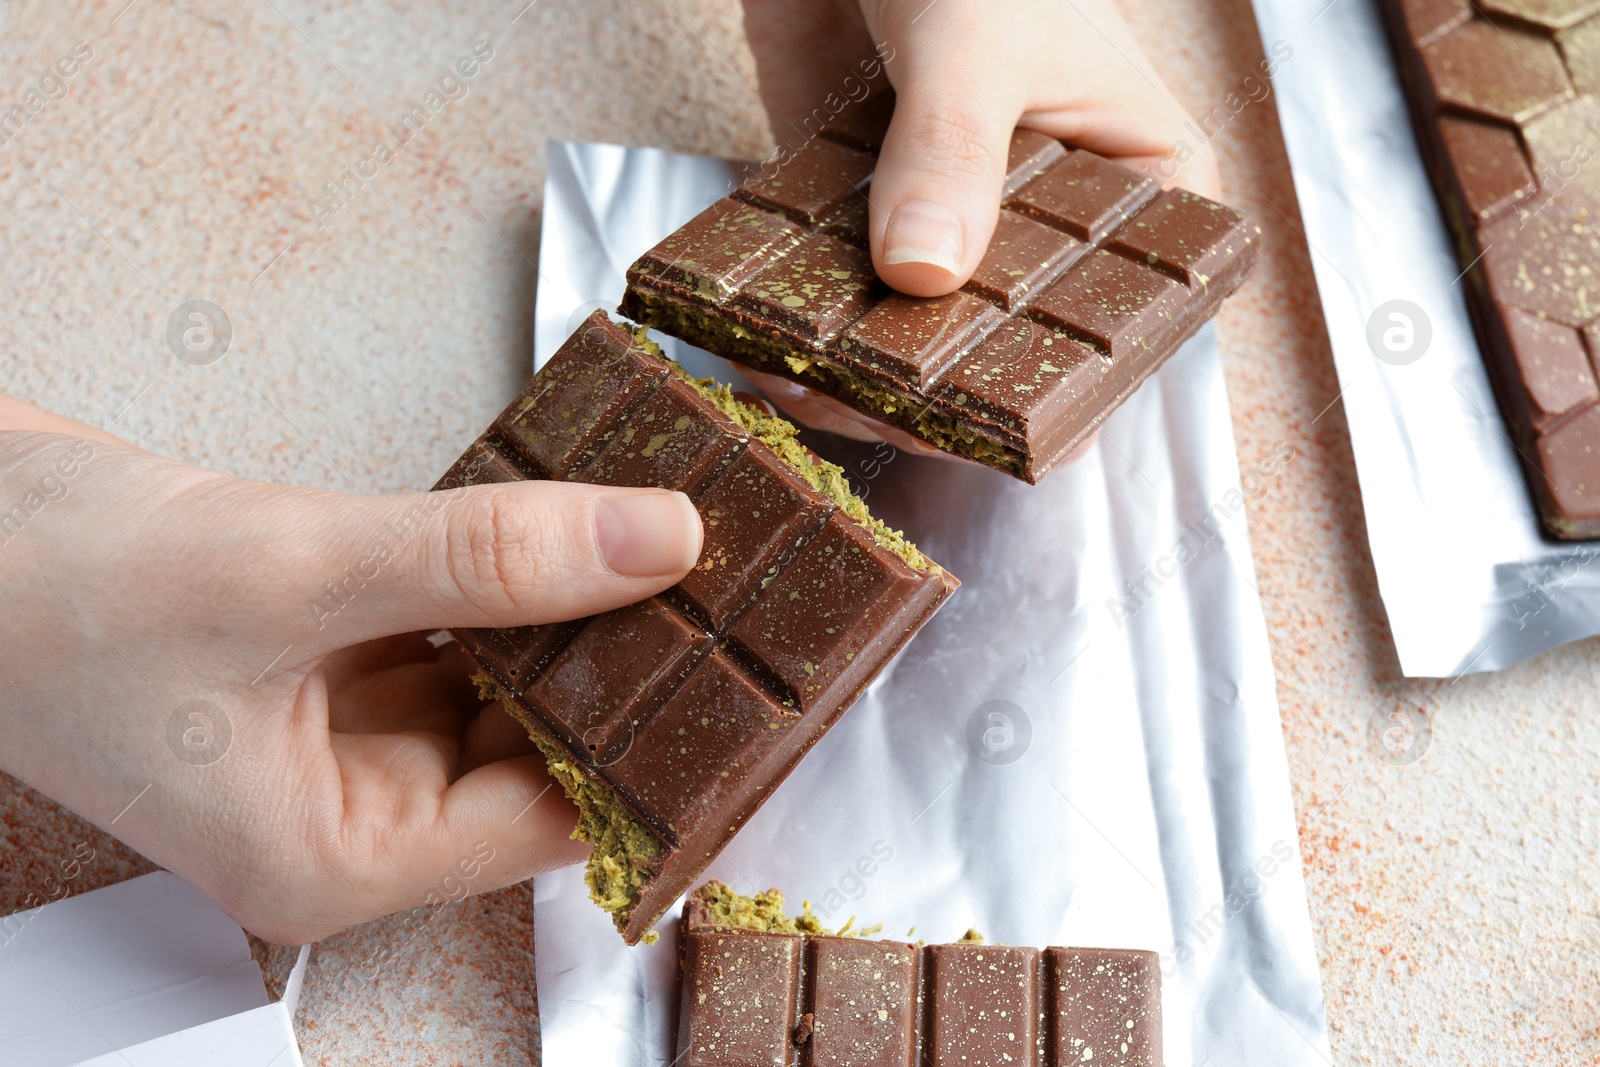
(1251, 0), (1600, 676)
(528, 140), (1330, 1066)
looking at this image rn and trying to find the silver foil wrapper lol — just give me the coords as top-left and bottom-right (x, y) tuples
(1252, 0), (1600, 676)
(528, 140), (1330, 1065)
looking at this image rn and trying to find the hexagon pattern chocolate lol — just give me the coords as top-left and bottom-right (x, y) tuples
(1384, 0), (1600, 536)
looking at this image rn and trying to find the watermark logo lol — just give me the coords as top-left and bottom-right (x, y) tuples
(565, 299), (613, 337)
(166, 300), (232, 365)
(966, 699), (1031, 766)
(0, 40), (94, 149)
(166, 699), (233, 766)
(583, 718), (635, 768)
(1367, 703), (1432, 766)
(1156, 41), (1293, 180)
(305, 41), (495, 230)
(0, 440), (95, 549)
(809, 839), (894, 921)
(1366, 300), (1431, 366)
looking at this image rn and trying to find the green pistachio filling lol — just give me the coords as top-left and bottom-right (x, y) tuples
(692, 879), (881, 938)
(474, 670), (662, 942)
(633, 326), (933, 572)
(631, 294), (1026, 475)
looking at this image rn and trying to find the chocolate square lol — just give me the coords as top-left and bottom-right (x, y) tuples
(524, 599), (712, 763)
(731, 513), (942, 711)
(736, 138), (875, 227)
(629, 198), (806, 304)
(679, 931), (802, 1067)
(965, 209), (1088, 311)
(1030, 249), (1190, 361)
(733, 232), (880, 343)
(1437, 115), (1536, 221)
(1007, 150), (1159, 244)
(434, 438), (531, 488)
(838, 289), (1003, 387)
(1420, 21), (1572, 124)
(937, 319), (1109, 442)
(1046, 947), (1162, 1067)
(1003, 128), (1068, 196)
(806, 937), (920, 1067)
(925, 945), (1040, 1067)
(677, 445), (836, 631)
(1108, 189), (1256, 289)
(498, 327), (667, 477)
(573, 375), (749, 497)
(609, 651), (800, 843)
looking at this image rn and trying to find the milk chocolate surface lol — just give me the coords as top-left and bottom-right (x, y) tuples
(677, 892), (1162, 1067)
(434, 312), (957, 943)
(1383, 0), (1600, 537)
(621, 105), (1259, 484)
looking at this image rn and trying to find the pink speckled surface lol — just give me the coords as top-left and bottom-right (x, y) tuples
(2, 1), (1598, 1064)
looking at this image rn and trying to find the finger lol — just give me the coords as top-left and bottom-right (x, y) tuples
(326, 659), (478, 735)
(459, 702), (539, 774)
(429, 756), (589, 891)
(272, 480), (702, 654)
(869, 38), (1019, 297)
(0, 394), (143, 449)
(319, 632), (438, 692)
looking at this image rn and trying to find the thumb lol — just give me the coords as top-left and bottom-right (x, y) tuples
(287, 480), (702, 652)
(870, 49), (1020, 296)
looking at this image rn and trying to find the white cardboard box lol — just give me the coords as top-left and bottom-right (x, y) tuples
(0, 871), (308, 1066)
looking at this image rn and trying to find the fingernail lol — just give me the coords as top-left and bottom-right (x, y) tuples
(882, 200), (964, 276)
(595, 491), (701, 577)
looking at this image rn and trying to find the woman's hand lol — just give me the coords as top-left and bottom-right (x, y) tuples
(742, 0), (1221, 297)
(738, 0), (1220, 449)
(0, 396), (700, 944)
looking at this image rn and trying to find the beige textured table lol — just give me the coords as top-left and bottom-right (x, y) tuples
(2, 1), (1597, 1064)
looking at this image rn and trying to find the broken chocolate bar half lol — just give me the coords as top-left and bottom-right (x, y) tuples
(432, 311), (958, 944)
(621, 118), (1259, 484)
(677, 881), (1162, 1067)
(1381, 0), (1600, 537)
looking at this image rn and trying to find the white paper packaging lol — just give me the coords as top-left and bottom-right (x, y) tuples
(529, 140), (1331, 1066)
(0, 871), (309, 1067)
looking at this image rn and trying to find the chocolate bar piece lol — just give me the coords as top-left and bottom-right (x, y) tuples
(677, 882), (1162, 1067)
(433, 312), (957, 943)
(1381, 0), (1600, 538)
(621, 116), (1259, 483)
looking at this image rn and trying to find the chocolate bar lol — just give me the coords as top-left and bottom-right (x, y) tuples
(433, 312), (957, 943)
(1381, 0), (1600, 538)
(620, 116), (1260, 483)
(677, 882), (1162, 1067)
